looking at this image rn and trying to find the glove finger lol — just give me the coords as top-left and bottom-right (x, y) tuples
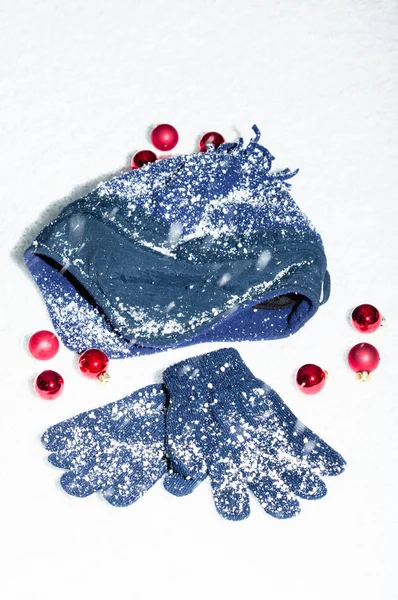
(212, 391), (324, 510)
(208, 463), (250, 521)
(274, 430), (346, 477)
(249, 477), (301, 519)
(104, 461), (167, 507)
(60, 447), (135, 497)
(42, 387), (163, 452)
(42, 410), (114, 453)
(253, 433), (330, 500)
(220, 384), (346, 477)
(51, 408), (165, 472)
(239, 397), (346, 477)
(263, 400), (346, 475)
(302, 438), (346, 476)
(48, 441), (104, 470)
(211, 390), (300, 518)
(45, 404), (163, 471)
(60, 467), (103, 498)
(47, 431), (111, 470)
(42, 420), (79, 452)
(280, 467), (327, 500)
(48, 451), (75, 469)
(165, 398), (207, 485)
(202, 409), (250, 520)
(163, 471), (205, 497)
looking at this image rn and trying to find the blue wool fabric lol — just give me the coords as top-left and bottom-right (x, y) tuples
(163, 348), (345, 520)
(41, 349), (345, 519)
(41, 385), (167, 506)
(25, 126), (330, 358)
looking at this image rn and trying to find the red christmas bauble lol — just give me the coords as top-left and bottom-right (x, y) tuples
(199, 131), (225, 152)
(296, 364), (327, 395)
(151, 124), (179, 151)
(28, 330), (60, 360)
(351, 304), (382, 333)
(35, 370), (64, 400)
(78, 348), (110, 383)
(348, 343), (380, 381)
(131, 149), (157, 169)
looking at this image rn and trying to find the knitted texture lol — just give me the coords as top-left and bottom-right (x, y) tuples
(42, 385), (167, 506)
(41, 349), (345, 519)
(163, 348), (345, 520)
(25, 126), (330, 358)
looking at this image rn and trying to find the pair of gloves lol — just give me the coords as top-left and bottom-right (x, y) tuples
(42, 348), (345, 520)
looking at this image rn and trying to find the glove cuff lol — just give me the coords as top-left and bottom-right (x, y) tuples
(163, 348), (257, 398)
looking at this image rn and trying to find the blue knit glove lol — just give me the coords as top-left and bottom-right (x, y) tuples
(42, 385), (167, 506)
(163, 348), (345, 520)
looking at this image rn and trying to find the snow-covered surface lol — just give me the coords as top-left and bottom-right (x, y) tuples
(0, 1), (397, 599)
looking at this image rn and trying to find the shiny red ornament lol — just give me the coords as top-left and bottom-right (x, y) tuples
(348, 343), (380, 381)
(131, 149), (157, 169)
(78, 348), (110, 383)
(28, 330), (59, 360)
(351, 304), (382, 333)
(151, 124), (179, 151)
(35, 370), (64, 400)
(199, 131), (225, 152)
(296, 364), (327, 395)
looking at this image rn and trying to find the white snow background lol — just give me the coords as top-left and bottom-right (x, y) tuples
(0, 1), (397, 599)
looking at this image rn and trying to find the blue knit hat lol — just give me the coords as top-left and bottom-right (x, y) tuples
(24, 126), (330, 357)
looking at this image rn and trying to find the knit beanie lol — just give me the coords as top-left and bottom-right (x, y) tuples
(24, 126), (330, 357)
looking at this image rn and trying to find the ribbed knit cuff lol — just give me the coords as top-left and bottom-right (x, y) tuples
(163, 348), (257, 399)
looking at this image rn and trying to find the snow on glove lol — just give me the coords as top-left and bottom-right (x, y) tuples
(42, 385), (167, 506)
(163, 348), (345, 520)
